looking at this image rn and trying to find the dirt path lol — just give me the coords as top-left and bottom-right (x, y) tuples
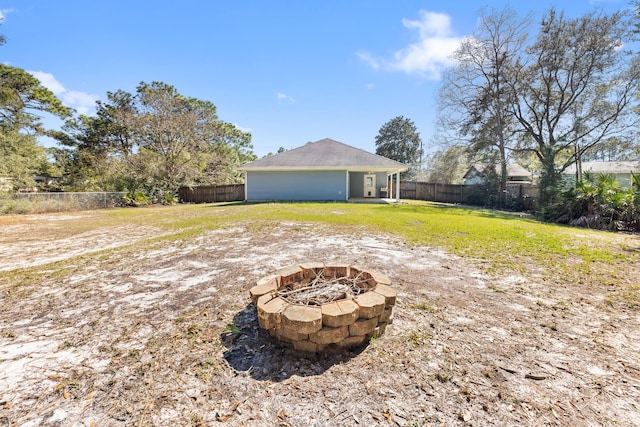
(1, 215), (639, 426)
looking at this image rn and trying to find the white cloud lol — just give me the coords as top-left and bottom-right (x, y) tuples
(356, 51), (381, 70)
(29, 71), (65, 94)
(358, 10), (463, 79)
(276, 92), (295, 103)
(0, 9), (13, 20)
(233, 123), (252, 133)
(28, 71), (99, 115)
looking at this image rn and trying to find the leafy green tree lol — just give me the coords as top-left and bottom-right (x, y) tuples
(0, 64), (71, 132)
(0, 130), (44, 188)
(54, 81), (255, 198)
(0, 64), (71, 188)
(374, 116), (423, 179)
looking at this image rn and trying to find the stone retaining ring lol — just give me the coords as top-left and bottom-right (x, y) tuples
(249, 263), (396, 353)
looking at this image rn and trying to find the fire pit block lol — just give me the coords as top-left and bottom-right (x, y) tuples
(349, 317), (378, 336)
(321, 300), (359, 328)
(256, 294), (287, 330)
(277, 326), (309, 342)
(282, 305), (323, 334)
(309, 325), (349, 345)
(250, 277), (278, 305)
(373, 283), (397, 307)
(354, 292), (386, 319)
(250, 263), (397, 352)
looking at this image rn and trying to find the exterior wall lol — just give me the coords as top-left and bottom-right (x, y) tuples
(349, 172), (388, 197)
(464, 170), (531, 185)
(463, 170), (484, 186)
(562, 172), (635, 189)
(614, 173), (633, 188)
(246, 170), (348, 201)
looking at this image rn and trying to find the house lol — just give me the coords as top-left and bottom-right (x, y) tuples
(0, 176), (12, 192)
(238, 138), (408, 201)
(564, 161), (640, 188)
(462, 163), (532, 185)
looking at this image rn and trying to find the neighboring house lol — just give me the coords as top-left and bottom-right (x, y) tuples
(34, 173), (61, 187)
(462, 163), (532, 185)
(0, 176), (13, 192)
(238, 138), (408, 201)
(564, 161), (640, 188)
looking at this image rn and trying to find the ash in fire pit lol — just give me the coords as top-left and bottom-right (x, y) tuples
(249, 263), (396, 353)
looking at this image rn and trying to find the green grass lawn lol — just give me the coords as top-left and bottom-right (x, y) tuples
(106, 200), (639, 292)
(3, 200), (639, 304)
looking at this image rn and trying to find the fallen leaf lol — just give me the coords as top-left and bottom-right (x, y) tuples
(47, 374), (62, 380)
(85, 390), (98, 400)
(63, 391), (70, 399)
(525, 373), (547, 381)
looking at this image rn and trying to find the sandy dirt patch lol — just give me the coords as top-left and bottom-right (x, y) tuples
(1, 215), (639, 426)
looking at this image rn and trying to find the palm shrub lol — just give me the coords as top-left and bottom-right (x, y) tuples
(542, 172), (640, 231)
(619, 173), (640, 231)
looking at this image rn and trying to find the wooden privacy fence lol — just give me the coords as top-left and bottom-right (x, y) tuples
(399, 181), (464, 204)
(399, 181), (540, 210)
(178, 181), (539, 210)
(505, 183), (539, 211)
(179, 184), (244, 203)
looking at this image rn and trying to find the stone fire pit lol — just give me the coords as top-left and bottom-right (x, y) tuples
(249, 263), (397, 353)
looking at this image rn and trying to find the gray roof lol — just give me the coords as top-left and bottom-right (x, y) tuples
(239, 138), (408, 172)
(464, 163), (531, 179)
(565, 161), (640, 174)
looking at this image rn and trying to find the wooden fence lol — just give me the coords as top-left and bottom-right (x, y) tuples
(178, 181), (540, 210)
(399, 180), (539, 211)
(399, 181), (465, 203)
(178, 184), (244, 203)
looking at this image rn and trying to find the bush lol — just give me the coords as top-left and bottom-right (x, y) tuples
(0, 194), (31, 214)
(541, 172), (640, 232)
(122, 189), (151, 207)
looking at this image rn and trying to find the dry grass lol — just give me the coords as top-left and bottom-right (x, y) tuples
(1, 203), (640, 426)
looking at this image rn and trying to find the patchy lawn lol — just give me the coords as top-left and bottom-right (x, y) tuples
(1, 202), (639, 426)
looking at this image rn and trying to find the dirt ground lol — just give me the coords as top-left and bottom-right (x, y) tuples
(1, 212), (640, 426)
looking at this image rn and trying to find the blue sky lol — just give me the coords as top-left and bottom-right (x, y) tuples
(1, 0), (627, 157)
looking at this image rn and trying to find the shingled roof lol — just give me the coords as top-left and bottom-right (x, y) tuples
(239, 138), (408, 171)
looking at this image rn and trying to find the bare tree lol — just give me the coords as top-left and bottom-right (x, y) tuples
(438, 7), (530, 201)
(424, 146), (470, 184)
(510, 8), (640, 204)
